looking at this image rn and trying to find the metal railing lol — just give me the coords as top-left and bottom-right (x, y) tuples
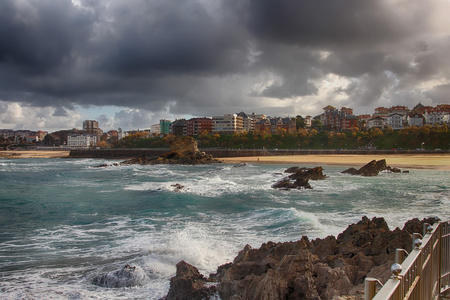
(365, 220), (450, 300)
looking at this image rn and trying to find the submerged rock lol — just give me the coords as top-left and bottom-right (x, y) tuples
(92, 264), (148, 288)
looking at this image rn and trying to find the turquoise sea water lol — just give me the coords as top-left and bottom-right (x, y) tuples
(0, 158), (449, 299)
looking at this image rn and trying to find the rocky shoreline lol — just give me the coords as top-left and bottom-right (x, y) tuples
(161, 216), (439, 300)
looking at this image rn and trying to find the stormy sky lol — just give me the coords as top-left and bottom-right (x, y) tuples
(1, 0), (449, 131)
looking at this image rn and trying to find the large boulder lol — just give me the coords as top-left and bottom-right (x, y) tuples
(273, 166), (326, 190)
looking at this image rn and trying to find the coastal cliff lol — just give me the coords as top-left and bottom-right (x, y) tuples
(163, 216), (438, 300)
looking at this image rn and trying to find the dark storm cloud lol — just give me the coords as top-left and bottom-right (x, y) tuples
(0, 0), (449, 124)
(242, 0), (425, 48)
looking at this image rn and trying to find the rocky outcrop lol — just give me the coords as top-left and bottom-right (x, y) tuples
(162, 216), (439, 300)
(272, 166), (326, 190)
(342, 159), (387, 176)
(98, 137), (221, 166)
(342, 160), (408, 176)
(163, 261), (216, 300)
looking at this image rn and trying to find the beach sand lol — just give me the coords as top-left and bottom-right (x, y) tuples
(1, 150), (449, 170)
(220, 154), (450, 170)
(0, 150), (70, 159)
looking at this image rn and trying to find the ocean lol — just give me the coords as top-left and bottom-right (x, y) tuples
(0, 158), (449, 299)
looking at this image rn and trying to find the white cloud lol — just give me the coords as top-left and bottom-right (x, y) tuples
(0, 101), (82, 131)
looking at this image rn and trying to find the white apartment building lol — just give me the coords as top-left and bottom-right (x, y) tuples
(212, 114), (244, 134)
(387, 113), (403, 130)
(367, 117), (386, 129)
(424, 109), (444, 125)
(67, 134), (98, 148)
(407, 114), (424, 127)
(150, 124), (161, 134)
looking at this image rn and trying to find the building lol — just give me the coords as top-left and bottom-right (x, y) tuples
(255, 117), (296, 133)
(118, 128), (128, 140)
(424, 108), (444, 125)
(67, 134), (98, 148)
(26, 135), (39, 143)
(236, 112), (255, 132)
(367, 116), (386, 129)
(407, 113), (424, 127)
(150, 124), (161, 135)
(83, 120), (102, 136)
(389, 105), (410, 116)
(212, 114), (244, 134)
(170, 119), (187, 135)
(321, 106), (358, 131)
(387, 113), (404, 130)
(160, 119), (171, 134)
(186, 118), (212, 136)
(304, 116), (312, 128)
(373, 107), (389, 117)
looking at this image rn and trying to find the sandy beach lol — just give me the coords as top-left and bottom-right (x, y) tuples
(1, 150), (450, 170)
(220, 153), (450, 170)
(0, 150), (70, 159)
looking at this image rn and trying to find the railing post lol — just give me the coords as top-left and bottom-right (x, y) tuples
(395, 248), (408, 264)
(365, 278), (378, 300)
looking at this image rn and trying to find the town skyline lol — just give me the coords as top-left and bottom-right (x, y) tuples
(2, 102), (448, 137)
(1, 0), (450, 132)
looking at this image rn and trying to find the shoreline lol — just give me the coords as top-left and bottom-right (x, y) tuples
(1, 150), (449, 170)
(219, 153), (450, 170)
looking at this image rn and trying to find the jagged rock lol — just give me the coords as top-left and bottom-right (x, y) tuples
(272, 166), (325, 190)
(163, 261), (216, 300)
(163, 217), (440, 300)
(92, 264), (148, 288)
(118, 137), (221, 165)
(342, 160), (386, 176)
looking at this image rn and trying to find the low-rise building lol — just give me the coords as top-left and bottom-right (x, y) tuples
(407, 113), (424, 127)
(67, 134), (98, 148)
(387, 113), (404, 130)
(255, 117), (296, 133)
(367, 116), (386, 130)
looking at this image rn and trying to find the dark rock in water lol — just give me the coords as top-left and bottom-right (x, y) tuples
(342, 159), (387, 176)
(289, 166), (327, 180)
(162, 217), (440, 300)
(163, 260), (216, 300)
(341, 167), (358, 175)
(403, 170), (410, 173)
(391, 167), (401, 173)
(171, 183), (185, 192)
(272, 166), (325, 190)
(233, 163), (247, 168)
(92, 264), (148, 288)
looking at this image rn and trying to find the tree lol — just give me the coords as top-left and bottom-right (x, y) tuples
(295, 115), (306, 129)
